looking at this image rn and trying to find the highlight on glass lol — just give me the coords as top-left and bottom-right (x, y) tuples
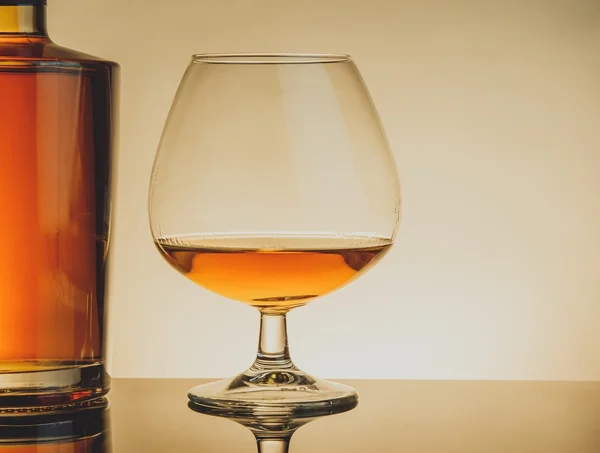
(149, 53), (401, 413)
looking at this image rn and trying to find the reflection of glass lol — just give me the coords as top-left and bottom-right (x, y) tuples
(149, 54), (401, 412)
(189, 397), (356, 453)
(0, 398), (110, 452)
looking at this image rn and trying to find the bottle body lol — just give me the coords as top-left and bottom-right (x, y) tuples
(0, 4), (118, 408)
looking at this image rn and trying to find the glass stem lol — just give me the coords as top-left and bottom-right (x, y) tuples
(256, 437), (291, 453)
(251, 313), (295, 371)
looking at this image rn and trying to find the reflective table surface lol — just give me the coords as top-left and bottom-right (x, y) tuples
(2, 379), (599, 452)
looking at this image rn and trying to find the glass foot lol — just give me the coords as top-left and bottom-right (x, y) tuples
(188, 368), (358, 417)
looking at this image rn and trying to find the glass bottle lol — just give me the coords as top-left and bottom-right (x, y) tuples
(0, 0), (118, 408)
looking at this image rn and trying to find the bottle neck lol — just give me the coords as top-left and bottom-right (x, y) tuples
(0, 4), (47, 36)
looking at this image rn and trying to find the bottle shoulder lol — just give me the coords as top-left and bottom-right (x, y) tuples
(0, 38), (119, 70)
(40, 42), (119, 67)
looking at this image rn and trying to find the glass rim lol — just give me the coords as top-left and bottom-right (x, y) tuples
(191, 53), (351, 65)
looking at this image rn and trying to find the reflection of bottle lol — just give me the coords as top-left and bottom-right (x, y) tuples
(0, 0), (118, 407)
(0, 398), (110, 453)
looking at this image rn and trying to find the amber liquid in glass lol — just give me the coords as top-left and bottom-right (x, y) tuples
(155, 235), (391, 311)
(0, 4), (117, 406)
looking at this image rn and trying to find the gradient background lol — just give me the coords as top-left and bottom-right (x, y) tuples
(49, 0), (600, 380)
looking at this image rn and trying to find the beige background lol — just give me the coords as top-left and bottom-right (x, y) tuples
(49, 0), (600, 380)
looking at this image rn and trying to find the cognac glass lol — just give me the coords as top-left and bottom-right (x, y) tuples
(149, 53), (400, 413)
